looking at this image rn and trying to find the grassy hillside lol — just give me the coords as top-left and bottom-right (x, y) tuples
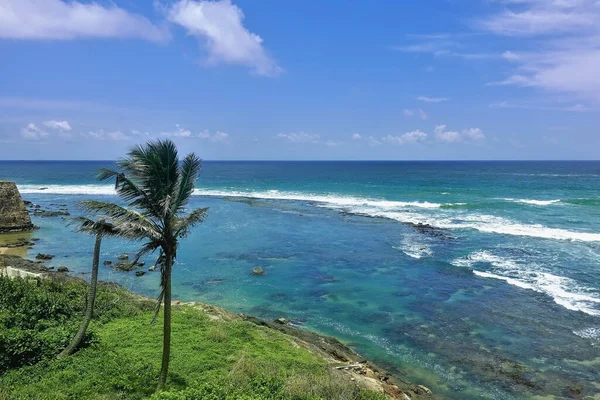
(0, 274), (388, 400)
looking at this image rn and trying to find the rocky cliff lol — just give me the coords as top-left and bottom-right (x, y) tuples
(0, 181), (34, 233)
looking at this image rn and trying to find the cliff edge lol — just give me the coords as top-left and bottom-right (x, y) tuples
(0, 181), (34, 233)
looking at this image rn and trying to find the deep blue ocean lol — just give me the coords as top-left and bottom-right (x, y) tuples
(2, 161), (600, 399)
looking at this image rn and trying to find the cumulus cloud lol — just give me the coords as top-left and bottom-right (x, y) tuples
(43, 120), (71, 131)
(352, 133), (362, 140)
(481, 0), (600, 101)
(0, 0), (169, 42)
(20, 123), (49, 141)
(417, 96), (449, 103)
(277, 132), (321, 144)
(161, 124), (192, 138)
(435, 125), (485, 143)
(383, 130), (428, 145)
(168, 0), (281, 76)
(161, 124), (230, 142)
(198, 130), (230, 142)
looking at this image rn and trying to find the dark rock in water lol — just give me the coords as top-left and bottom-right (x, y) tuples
(135, 271), (146, 277)
(112, 261), (136, 271)
(415, 385), (432, 395)
(117, 253), (129, 260)
(251, 267), (265, 276)
(34, 204), (41, 209)
(0, 181), (35, 233)
(57, 266), (69, 273)
(4, 238), (35, 248)
(203, 278), (226, 284)
(23, 200), (33, 206)
(274, 317), (289, 325)
(103, 260), (112, 266)
(136, 261), (145, 267)
(33, 209), (70, 217)
(35, 253), (53, 260)
(38, 187), (48, 190)
(148, 265), (156, 271)
(406, 222), (453, 240)
(31, 238), (40, 241)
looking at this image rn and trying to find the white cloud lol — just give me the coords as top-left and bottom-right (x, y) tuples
(383, 130), (428, 145)
(277, 132), (321, 144)
(435, 125), (485, 143)
(86, 130), (130, 141)
(463, 128), (486, 141)
(435, 125), (462, 143)
(417, 96), (449, 103)
(352, 133), (362, 140)
(168, 0), (281, 76)
(20, 123), (49, 141)
(366, 136), (382, 146)
(403, 109), (414, 117)
(0, 0), (169, 42)
(161, 124), (192, 138)
(198, 130), (230, 142)
(481, 0), (600, 101)
(43, 120), (71, 131)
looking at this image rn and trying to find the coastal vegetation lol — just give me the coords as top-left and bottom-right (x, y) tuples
(0, 273), (388, 400)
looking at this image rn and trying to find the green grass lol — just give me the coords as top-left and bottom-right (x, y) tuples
(0, 276), (386, 400)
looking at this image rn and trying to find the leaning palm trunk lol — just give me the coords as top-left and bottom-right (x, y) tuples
(157, 252), (173, 391)
(58, 233), (102, 357)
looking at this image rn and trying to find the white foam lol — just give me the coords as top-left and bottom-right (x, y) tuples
(395, 236), (433, 259)
(573, 327), (600, 340)
(18, 184), (600, 242)
(453, 251), (600, 316)
(503, 198), (562, 206)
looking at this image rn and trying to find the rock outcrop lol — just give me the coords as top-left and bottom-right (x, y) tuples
(0, 181), (34, 233)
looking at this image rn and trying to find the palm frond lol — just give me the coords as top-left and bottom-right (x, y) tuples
(171, 153), (201, 215)
(173, 207), (209, 238)
(68, 216), (120, 237)
(79, 200), (161, 240)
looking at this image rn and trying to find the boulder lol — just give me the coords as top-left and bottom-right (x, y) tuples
(274, 317), (289, 325)
(35, 253), (53, 260)
(137, 261), (145, 267)
(57, 266), (69, 273)
(0, 181), (35, 233)
(251, 267), (265, 276)
(415, 385), (432, 395)
(135, 271), (146, 277)
(33, 209), (70, 217)
(113, 261), (136, 271)
(117, 253), (129, 260)
(148, 265), (156, 271)
(103, 260), (112, 266)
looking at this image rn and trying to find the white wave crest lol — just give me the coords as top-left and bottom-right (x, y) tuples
(573, 327), (600, 340)
(502, 198), (561, 206)
(453, 251), (600, 316)
(18, 184), (600, 242)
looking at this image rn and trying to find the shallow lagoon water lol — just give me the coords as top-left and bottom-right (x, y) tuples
(2, 161), (600, 399)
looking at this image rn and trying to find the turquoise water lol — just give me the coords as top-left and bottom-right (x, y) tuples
(2, 161), (600, 399)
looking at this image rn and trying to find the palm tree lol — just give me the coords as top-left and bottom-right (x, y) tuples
(58, 218), (118, 357)
(80, 140), (208, 391)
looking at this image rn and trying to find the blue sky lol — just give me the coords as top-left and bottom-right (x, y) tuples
(0, 0), (598, 160)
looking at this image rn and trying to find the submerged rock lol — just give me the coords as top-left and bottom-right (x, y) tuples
(117, 253), (129, 260)
(0, 181), (35, 233)
(274, 317), (289, 325)
(33, 209), (70, 218)
(148, 265), (156, 271)
(57, 266), (69, 273)
(103, 260), (112, 266)
(135, 271), (146, 277)
(251, 267), (265, 276)
(35, 253), (53, 260)
(113, 261), (136, 271)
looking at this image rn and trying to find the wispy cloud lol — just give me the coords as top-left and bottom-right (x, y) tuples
(489, 101), (590, 112)
(481, 0), (600, 101)
(161, 124), (230, 142)
(0, 0), (169, 42)
(167, 0), (281, 77)
(417, 96), (449, 103)
(403, 109), (429, 120)
(85, 130), (130, 141)
(43, 120), (71, 132)
(277, 132), (321, 144)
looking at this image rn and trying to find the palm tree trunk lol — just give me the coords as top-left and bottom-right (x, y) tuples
(156, 252), (172, 392)
(59, 234), (102, 357)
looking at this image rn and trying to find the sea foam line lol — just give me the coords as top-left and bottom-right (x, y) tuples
(17, 185), (600, 242)
(502, 198), (562, 206)
(452, 251), (600, 316)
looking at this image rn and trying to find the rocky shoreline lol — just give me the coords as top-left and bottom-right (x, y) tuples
(0, 251), (436, 400)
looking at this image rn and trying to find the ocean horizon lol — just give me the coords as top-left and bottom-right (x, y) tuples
(2, 160), (599, 399)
